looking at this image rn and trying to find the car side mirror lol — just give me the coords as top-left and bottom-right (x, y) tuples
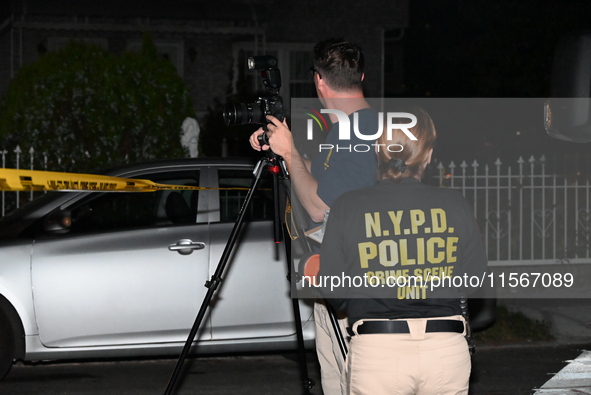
(545, 31), (591, 143)
(43, 209), (72, 234)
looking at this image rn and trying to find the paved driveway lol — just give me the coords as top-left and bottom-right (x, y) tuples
(2, 344), (588, 395)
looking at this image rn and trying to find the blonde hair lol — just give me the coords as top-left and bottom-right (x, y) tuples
(377, 107), (437, 182)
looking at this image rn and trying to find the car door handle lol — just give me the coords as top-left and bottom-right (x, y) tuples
(168, 239), (206, 255)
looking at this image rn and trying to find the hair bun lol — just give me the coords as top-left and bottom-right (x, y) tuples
(388, 158), (407, 173)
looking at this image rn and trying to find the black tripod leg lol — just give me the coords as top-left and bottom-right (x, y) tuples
(163, 159), (268, 395)
(283, 230), (315, 394)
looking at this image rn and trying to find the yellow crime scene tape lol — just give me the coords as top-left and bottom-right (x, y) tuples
(0, 168), (251, 192)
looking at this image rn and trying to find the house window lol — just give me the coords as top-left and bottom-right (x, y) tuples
(127, 40), (184, 77)
(231, 43), (317, 114)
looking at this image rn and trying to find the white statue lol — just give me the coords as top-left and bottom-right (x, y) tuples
(180, 117), (200, 158)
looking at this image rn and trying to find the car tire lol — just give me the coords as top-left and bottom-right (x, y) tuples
(0, 312), (15, 380)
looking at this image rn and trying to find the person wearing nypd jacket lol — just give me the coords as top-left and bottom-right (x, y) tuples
(318, 107), (488, 395)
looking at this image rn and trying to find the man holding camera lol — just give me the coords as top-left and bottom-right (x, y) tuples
(249, 38), (378, 395)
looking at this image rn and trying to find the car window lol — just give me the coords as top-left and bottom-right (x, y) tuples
(218, 169), (275, 222)
(61, 170), (201, 234)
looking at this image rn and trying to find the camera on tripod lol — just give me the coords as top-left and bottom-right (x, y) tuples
(222, 56), (285, 145)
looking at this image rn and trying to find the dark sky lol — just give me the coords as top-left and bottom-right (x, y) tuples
(404, 0), (591, 97)
(401, 0), (591, 165)
(0, 2), (9, 21)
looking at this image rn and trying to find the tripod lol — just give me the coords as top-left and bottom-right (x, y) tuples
(163, 153), (316, 395)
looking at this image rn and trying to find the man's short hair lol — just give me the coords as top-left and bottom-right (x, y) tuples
(313, 38), (364, 92)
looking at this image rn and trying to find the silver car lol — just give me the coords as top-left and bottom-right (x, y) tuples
(0, 157), (315, 380)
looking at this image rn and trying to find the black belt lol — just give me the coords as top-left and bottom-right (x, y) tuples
(350, 319), (464, 336)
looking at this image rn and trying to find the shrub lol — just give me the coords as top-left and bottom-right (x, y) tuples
(0, 35), (194, 172)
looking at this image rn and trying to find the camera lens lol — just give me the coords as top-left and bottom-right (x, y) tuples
(222, 102), (264, 126)
(222, 103), (244, 126)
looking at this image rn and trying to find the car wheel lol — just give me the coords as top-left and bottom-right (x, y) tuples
(0, 312), (15, 380)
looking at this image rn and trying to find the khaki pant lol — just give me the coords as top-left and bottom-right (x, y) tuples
(314, 301), (349, 395)
(347, 316), (471, 395)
